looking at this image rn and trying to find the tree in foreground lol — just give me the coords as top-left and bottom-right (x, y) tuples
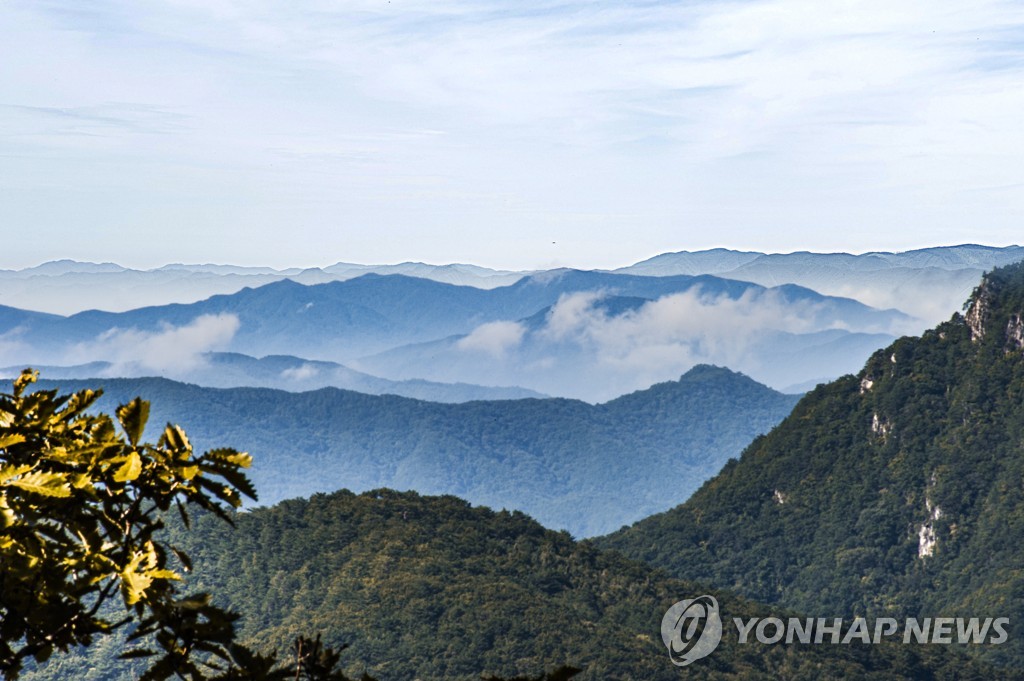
(0, 370), (367, 680)
(1, 371), (579, 681)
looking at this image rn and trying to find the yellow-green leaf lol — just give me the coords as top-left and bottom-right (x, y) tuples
(116, 398), (149, 446)
(0, 433), (26, 450)
(113, 451), (143, 483)
(13, 369), (38, 395)
(120, 568), (153, 605)
(207, 448), (252, 468)
(149, 568), (181, 581)
(0, 494), (17, 528)
(9, 470), (72, 497)
(0, 464), (33, 485)
(162, 424), (191, 452)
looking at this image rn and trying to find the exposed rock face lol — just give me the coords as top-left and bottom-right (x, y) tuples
(963, 276), (1024, 351)
(1007, 314), (1024, 352)
(871, 411), (891, 441)
(918, 499), (943, 559)
(965, 283), (990, 342)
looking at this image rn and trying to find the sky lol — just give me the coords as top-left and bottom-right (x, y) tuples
(2, 0), (1024, 271)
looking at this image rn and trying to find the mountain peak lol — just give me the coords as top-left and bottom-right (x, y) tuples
(679, 363), (749, 382)
(963, 262), (1024, 347)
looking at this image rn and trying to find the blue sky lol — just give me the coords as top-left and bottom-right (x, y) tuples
(2, 0), (1023, 270)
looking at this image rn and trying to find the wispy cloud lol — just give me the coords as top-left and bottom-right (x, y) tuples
(281, 363), (319, 381)
(443, 287), (893, 399)
(537, 288), (822, 373)
(456, 320), (526, 357)
(66, 313), (240, 373)
(2, 103), (190, 138)
(2, 0), (1023, 268)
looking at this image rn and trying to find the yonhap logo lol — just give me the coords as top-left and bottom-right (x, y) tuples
(659, 596), (1009, 668)
(660, 595), (723, 666)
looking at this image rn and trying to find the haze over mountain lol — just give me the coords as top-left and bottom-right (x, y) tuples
(1, 270), (910, 401)
(0, 260), (526, 315)
(617, 244), (1024, 325)
(2, 352), (544, 403)
(599, 262), (1024, 667)
(2, 245), (1018, 322)
(358, 291), (897, 399)
(33, 365), (799, 537)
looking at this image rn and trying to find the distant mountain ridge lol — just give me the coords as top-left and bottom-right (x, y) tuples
(1, 352), (545, 403)
(620, 244), (1024, 275)
(32, 364), (800, 537)
(0, 270), (910, 399)
(0, 259), (526, 314)
(2, 244), (1019, 316)
(617, 244), (1024, 324)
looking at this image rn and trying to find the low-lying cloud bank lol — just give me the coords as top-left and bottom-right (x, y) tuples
(65, 314), (241, 375)
(363, 288), (899, 401)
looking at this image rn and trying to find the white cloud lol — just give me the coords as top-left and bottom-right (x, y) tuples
(1, 1), (1023, 269)
(533, 288), (831, 388)
(67, 314), (240, 373)
(541, 291), (605, 341)
(456, 320), (526, 357)
(281, 363), (319, 381)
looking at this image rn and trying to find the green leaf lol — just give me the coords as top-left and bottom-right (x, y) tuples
(0, 463), (33, 486)
(120, 553), (154, 605)
(161, 423), (191, 452)
(9, 470), (72, 497)
(116, 398), (150, 447)
(0, 433), (26, 450)
(114, 451), (144, 483)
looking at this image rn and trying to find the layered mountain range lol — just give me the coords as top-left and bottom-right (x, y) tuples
(34, 365), (798, 537)
(10, 257), (1024, 678)
(1, 268), (912, 399)
(3, 245), (1021, 320)
(10, 352), (546, 403)
(617, 244), (1024, 324)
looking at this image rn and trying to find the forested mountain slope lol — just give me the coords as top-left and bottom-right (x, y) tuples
(35, 365), (799, 537)
(24, 490), (1013, 681)
(599, 262), (1024, 667)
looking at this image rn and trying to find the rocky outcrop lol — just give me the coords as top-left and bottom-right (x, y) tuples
(965, 282), (990, 342)
(1007, 314), (1024, 352)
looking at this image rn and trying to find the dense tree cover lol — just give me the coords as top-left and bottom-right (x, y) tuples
(599, 262), (1024, 667)
(0, 373), (583, 681)
(22, 489), (1014, 681)
(34, 365), (799, 537)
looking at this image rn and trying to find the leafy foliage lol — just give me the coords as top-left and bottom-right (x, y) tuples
(599, 262), (1024, 667)
(0, 371), (363, 681)
(26, 489), (1016, 680)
